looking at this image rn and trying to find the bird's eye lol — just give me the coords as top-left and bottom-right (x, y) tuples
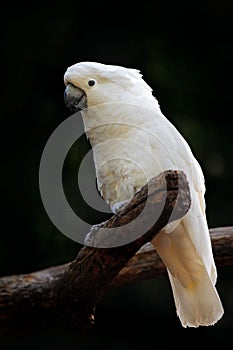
(88, 79), (96, 87)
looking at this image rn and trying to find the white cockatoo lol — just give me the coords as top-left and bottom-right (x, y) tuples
(64, 61), (224, 327)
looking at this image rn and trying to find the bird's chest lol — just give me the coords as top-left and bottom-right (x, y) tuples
(88, 125), (160, 206)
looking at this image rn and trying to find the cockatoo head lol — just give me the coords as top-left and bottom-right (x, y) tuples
(64, 61), (156, 112)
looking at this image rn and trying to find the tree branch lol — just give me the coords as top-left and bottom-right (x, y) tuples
(112, 226), (233, 287)
(1, 227), (231, 301)
(0, 169), (223, 331)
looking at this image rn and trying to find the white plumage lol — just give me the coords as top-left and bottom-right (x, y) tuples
(64, 61), (224, 327)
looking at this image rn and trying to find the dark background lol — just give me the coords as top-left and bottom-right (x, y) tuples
(1, 1), (233, 349)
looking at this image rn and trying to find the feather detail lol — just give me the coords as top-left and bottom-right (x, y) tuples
(152, 222), (224, 327)
(168, 269), (223, 327)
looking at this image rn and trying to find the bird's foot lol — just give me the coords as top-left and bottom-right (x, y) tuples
(84, 221), (107, 246)
(111, 200), (129, 214)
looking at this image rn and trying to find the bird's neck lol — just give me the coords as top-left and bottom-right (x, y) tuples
(82, 95), (161, 146)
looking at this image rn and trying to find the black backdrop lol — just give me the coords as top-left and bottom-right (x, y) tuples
(1, 1), (233, 349)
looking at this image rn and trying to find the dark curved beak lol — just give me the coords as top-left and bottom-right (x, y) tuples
(64, 83), (87, 112)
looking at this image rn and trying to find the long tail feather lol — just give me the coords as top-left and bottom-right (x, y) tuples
(152, 222), (224, 327)
(168, 267), (223, 327)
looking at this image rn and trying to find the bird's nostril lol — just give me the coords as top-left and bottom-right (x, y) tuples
(67, 82), (76, 88)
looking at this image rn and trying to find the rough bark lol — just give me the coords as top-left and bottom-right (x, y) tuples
(0, 169), (221, 331)
(112, 226), (233, 287)
(1, 226), (231, 303)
